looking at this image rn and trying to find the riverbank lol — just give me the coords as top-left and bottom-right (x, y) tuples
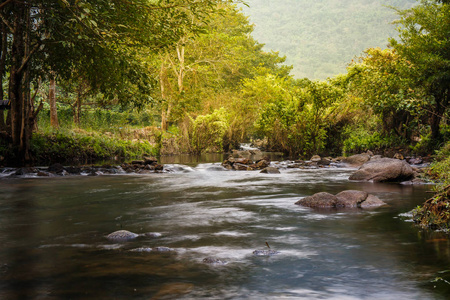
(0, 129), (161, 167)
(2, 126), (449, 233)
(411, 144), (450, 230)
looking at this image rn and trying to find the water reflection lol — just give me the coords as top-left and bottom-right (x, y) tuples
(0, 163), (448, 299)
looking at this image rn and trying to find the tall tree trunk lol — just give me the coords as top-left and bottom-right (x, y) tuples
(0, 22), (7, 132)
(48, 72), (58, 128)
(9, 4), (36, 165)
(176, 42), (185, 94)
(160, 39), (186, 131)
(160, 61), (170, 131)
(74, 82), (83, 125)
(21, 5), (33, 164)
(10, 6), (26, 156)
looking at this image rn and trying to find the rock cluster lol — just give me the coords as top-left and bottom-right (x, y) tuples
(221, 155), (271, 171)
(121, 157), (164, 174)
(1, 156), (164, 177)
(295, 190), (386, 209)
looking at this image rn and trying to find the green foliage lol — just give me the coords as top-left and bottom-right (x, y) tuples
(38, 106), (155, 131)
(188, 108), (230, 154)
(412, 142), (450, 230)
(342, 126), (407, 154)
(429, 142), (450, 185)
(156, 3), (291, 126)
(346, 48), (427, 140)
(4, 0), (449, 165)
(390, 1), (450, 140)
(30, 130), (157, 165)
(251, 76), (343, 156)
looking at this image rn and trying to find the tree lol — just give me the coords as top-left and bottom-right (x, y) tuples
(390, 1), (450, 141)
(346, 48), (427, 140)
(156, 3), (291, 130)
(0, 0), (225, 164)
(251, 76), (342, 156)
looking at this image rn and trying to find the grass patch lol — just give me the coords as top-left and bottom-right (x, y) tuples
(30, 129), (158, 165)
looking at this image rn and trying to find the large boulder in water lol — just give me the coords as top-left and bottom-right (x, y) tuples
(295, 190), (386, 208)
(295, 192), (338, 208)
(341, 153), (371, 167)
(360, 194), (387, 208)
(335, 190), (368, 208)
(349, 158), (414, 182)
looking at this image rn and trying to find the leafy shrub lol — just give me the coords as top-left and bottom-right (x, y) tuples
(254, 80), (342, 157)
(342, 126), (407, 155)
(188, 108), (229, 154)
(30, 130), (157, 165)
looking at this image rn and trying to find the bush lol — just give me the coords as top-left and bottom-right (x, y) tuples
(30, 130), (158, 165)
(342, 126), (407, 155)
(412, 142), (450, 230)
(188, 108), (229, 154)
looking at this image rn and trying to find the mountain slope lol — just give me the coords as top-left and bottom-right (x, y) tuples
(241, 0), (417, 79)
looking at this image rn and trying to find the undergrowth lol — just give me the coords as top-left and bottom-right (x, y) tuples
(30, 130), (158, 165)
(412, 143), (450, 230)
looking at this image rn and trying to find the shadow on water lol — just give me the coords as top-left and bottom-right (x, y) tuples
(0, 161), (449, 299)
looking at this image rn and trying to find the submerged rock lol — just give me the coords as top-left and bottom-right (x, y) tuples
(142, 232), (162, 238)
(152, 246), (174, 252)
(129, 247), (153, 252)
(260, 167), (280, 174)
(360, 194), (387, 208)
(202, 257), (228, 265)
(11, 167), (37, 176)
(106, 230), (140, 241)
(252, 249), (280, 256)
(295, 190), (386, 209)
(37, 170), (53, 177)
(106, 230), (162, 241)
(349, 158), (414, 182)
(129, 246), (173, 253)
(48, 163), (65, 173)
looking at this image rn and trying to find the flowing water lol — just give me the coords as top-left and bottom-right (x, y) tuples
(0, 159), (450, 299)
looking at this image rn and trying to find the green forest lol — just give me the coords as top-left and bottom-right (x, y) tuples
(0, 0), (448, 160)
(0, 1), (449, 225)
(241, 0), (417, 79)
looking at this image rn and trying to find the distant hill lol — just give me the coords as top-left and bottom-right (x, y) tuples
(240, 0), (417, 79)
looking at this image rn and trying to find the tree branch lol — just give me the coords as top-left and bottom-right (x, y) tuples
(0, 0), (13, 10)
(17, 43), (41, 74)
(0, 10), (13, 33)
(30, 77), (41, 103)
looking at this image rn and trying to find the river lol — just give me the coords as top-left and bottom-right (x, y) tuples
(0, 158), (449, 299)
